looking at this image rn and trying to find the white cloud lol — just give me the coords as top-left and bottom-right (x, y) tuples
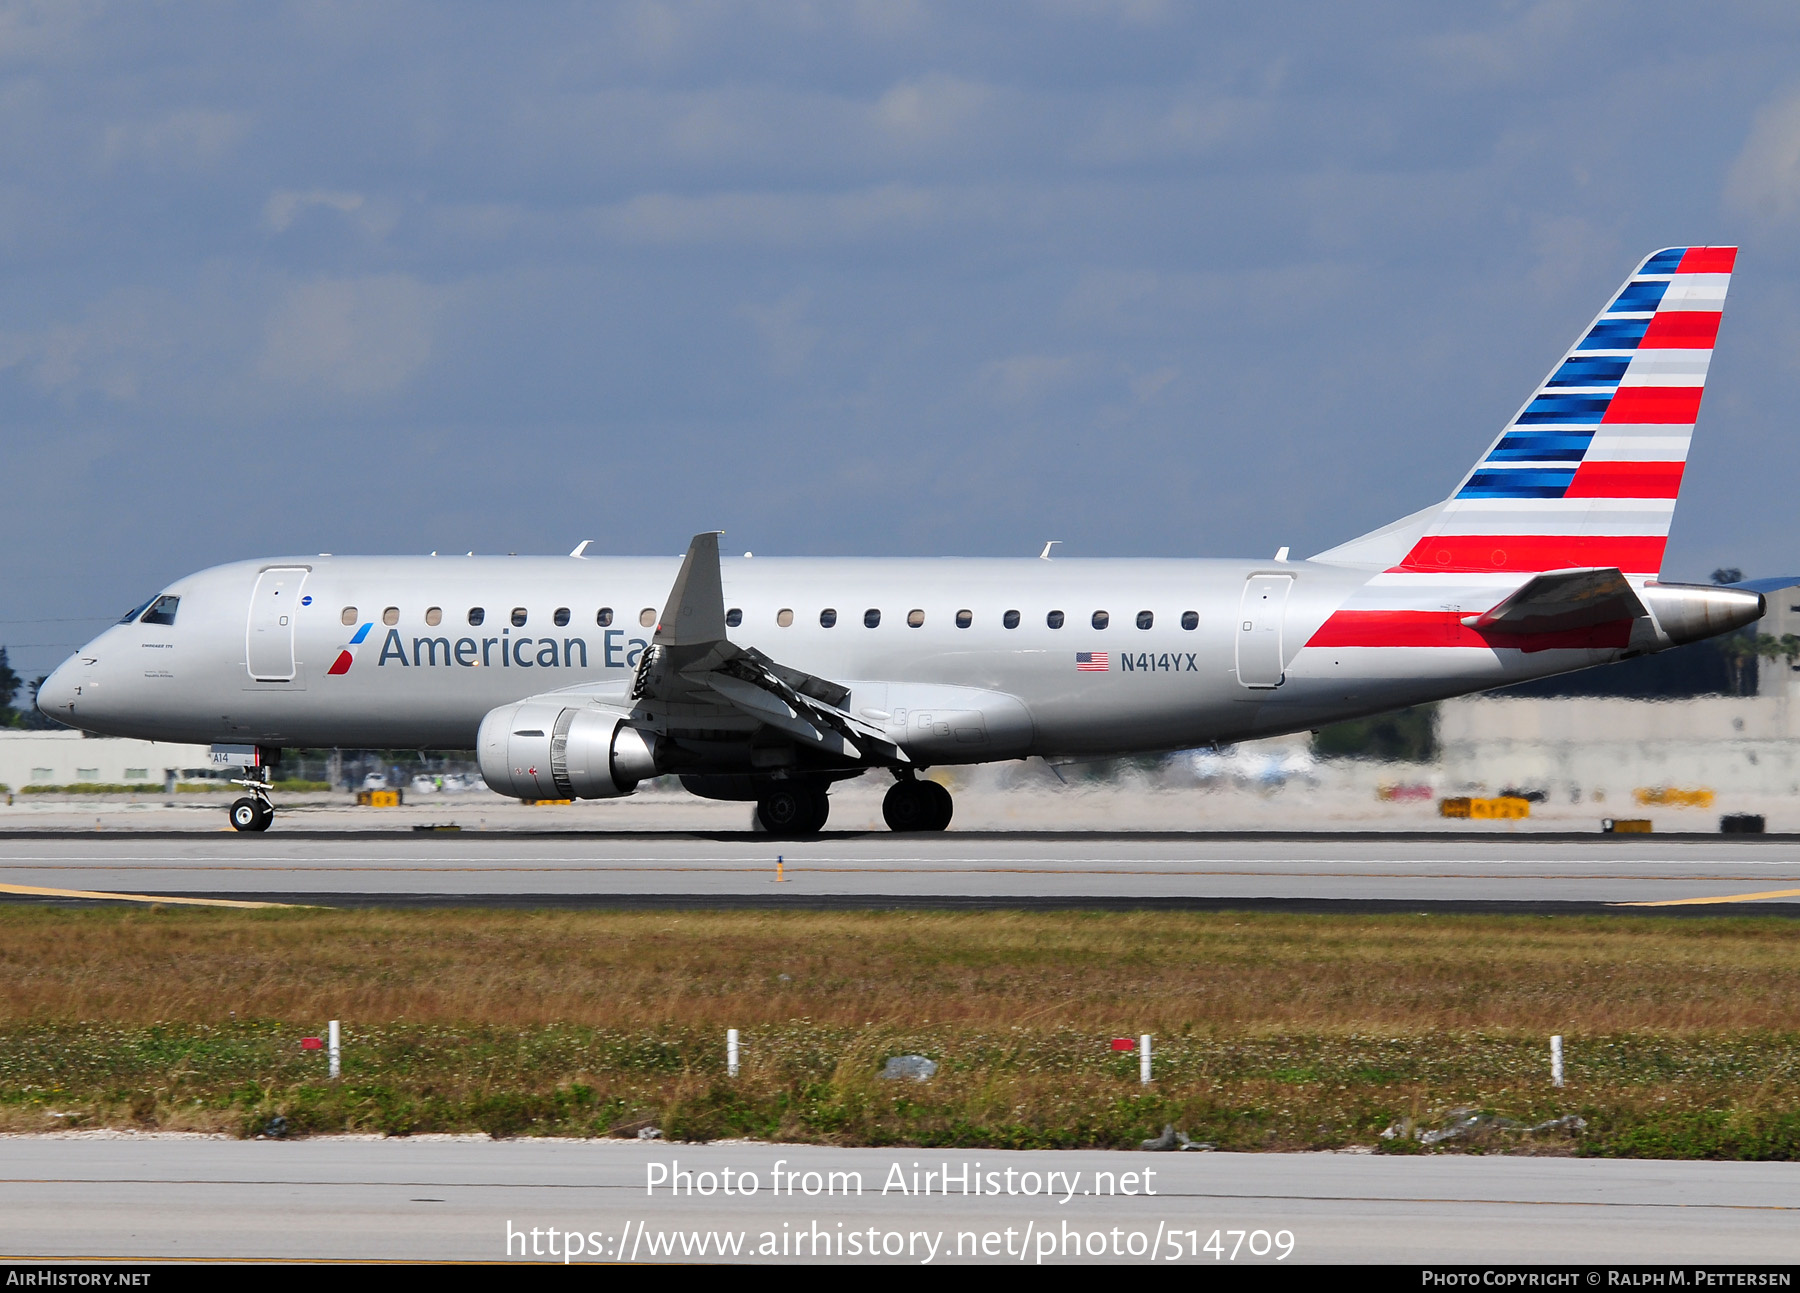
(977, 353), (1090, 406)
(100, 108), (250, 171)
(873, 74), (994, 147)
(1726, 88), (1800, 223)
(257, 275), (440, 396)
(0, 0), (103, 63)
(591, 182), (953, 246)
(0, 287), (179, 402)
(1068, 92), (1268, 165)
(740, 288), (819, 376)
(264, 189), (366, 232)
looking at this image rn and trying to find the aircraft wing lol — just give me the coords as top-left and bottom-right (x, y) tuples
(1460, 567), (1648, 634)
(628, 532), (910, 766)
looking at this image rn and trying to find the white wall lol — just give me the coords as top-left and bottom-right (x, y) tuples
(0, 732), (216, 788)
(1436, 694), (1800, 799)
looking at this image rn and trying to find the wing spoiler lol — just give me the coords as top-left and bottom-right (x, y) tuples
(633, 532), (910, 766)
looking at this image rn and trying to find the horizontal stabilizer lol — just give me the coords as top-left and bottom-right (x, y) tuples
(1461, 567), (1646, 634)
(1727, 575), (1800, 595)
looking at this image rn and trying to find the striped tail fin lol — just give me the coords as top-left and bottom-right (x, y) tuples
(1391, 246), (1733, 578)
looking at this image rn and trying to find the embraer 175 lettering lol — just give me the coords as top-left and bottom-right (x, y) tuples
(37, 248), (1766, 835)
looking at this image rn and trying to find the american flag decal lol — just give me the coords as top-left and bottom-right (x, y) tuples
(1075, 651), (1108, 671)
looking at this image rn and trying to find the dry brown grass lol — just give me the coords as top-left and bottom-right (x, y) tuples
(2, 906), (1796, 1033)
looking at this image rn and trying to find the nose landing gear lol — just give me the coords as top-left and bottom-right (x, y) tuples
(882, 776), (952, 832)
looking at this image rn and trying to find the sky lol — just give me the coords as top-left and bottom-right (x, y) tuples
(7, 0), (1800, 687)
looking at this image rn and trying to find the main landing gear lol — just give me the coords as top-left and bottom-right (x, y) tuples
(883, 776), (953, 832)
(756, 785), (830, 836)
(228, 776), (275, 832)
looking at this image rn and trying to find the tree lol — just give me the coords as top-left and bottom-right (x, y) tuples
(1754, 633), (1800, 692)
(0, 648), (20, 726)
(21, 675), (64, 730)
(1312, 706), (1439, 762)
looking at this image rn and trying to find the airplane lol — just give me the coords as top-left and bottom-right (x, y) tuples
(35, 246), (1765, 835)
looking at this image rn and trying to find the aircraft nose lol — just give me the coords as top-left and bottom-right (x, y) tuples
(35, 659), (78, 721)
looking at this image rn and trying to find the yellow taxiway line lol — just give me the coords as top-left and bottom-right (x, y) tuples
(0, 882), (298, 909)
(1618, 887), (1800, 907)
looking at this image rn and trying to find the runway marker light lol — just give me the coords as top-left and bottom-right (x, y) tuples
(1140, 1034), (1152, 1085)
(727, 1028), (739, 1077)
(774, 855), (786, 883)
(1551, 1035), (1564, 1088)
(329, 1020), (341, 1080)
(1110, 1038), (1134, 1052)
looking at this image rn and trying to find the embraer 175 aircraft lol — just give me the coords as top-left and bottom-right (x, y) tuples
(37, 247), (1765, 835)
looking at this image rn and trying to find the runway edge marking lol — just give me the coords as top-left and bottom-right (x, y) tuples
(1616, 887), (1800, 907)
(0, 882), (301, 909)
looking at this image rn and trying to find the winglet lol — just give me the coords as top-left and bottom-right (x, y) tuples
(656, 532), (728, 646)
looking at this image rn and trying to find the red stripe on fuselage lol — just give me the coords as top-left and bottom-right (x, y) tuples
(326, 650), (354, 675)
(1564, 461), (1685, 498)
(1391, 535), (1666, 575)
(1306, 610), (1633, 653)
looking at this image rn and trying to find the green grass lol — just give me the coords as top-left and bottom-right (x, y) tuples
(5, 1023), (1797, 1154)
(1, 906), (1796, 1152)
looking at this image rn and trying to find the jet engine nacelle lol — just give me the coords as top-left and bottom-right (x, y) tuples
(476, 700), (660, 800)
(1641, 582), (1765, 648)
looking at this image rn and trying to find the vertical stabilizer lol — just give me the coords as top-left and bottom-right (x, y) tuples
(1313, 247), (1734, 577)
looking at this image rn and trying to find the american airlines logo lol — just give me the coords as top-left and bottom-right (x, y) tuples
(326, 623), (373, 675)
(333, 628), (653, 673)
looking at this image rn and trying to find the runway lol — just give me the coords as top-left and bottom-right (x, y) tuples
(3, 830), (1800, 911)
(0, 1136), (1794, 1264)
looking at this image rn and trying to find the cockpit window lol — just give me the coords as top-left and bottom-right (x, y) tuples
(139, 595), (180, 626)
(119, 597), (156, 625)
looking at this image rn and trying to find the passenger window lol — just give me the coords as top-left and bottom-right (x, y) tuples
(907, 609), (925, 628)
(777, 609), (794, 627)
(553, 607), (570, 627)
(511, 607), (528, 627)
(864, 609), (881, 628)
(638, 608), (656, 628)
(1136, 610), (1153, 630)
(340, 607), (357, 627)
(597, 607), (613, 627)
(726, 608), (742, 628)
(1003, 609), (1020, 630)
(820, 609), (838, 628)
(1181, 611), (1198, 630)
(468, 607), (485, 626)
(425, 607), (443, 627)
(140, 595), (180, 626)
(1092, 611), (1109, 630)
(1047, 610), (1064, 629)
(383, 607), (400, 626)
(955, 610), (973, 628)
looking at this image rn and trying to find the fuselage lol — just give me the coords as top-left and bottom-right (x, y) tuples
(38, 551), (1661, 760)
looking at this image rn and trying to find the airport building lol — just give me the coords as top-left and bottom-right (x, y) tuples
(1435, 693), (1800, 800)
(0, 730), (215, 790)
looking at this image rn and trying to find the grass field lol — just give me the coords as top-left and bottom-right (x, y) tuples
(1, 906), (1796, 1155)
